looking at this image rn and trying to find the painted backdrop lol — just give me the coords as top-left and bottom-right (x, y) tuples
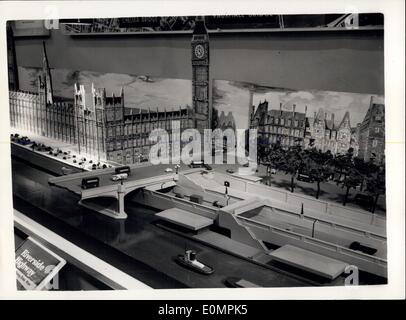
(212, 79), (384, 130)
(18, 66), (192, 111)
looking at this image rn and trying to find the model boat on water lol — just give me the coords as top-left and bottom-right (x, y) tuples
(175, 249), (214, 275)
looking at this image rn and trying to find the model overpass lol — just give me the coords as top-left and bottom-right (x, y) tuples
(48, 163), (200, 219)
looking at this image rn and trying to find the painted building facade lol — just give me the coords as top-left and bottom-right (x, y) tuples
(250, 100), (362, 156)
(357, 96), (385, 163)
(250, 100), (310, 148)
(7, 23), (19, 92)
(309, 109), (358, 155)
(75, 84), (194, 164)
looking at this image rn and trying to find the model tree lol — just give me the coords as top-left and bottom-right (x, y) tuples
(365, 167), (385, 213)
(261, 142), (284, 186)
(279, 145), (304, 193)
(328, 148), (351, 185)
(342, 166), (363, 206)
(353, 157), (379, 192)
(211, 107), (219, 129)
(303, 148), (334, 199)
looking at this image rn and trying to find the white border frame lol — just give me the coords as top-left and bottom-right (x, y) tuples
(0, 0), (404, 300)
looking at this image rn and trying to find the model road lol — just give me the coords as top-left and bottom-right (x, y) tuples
(11, 157), (309, 288)
(48, 162), (192, 195)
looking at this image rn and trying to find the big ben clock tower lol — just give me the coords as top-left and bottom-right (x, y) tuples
(191, 16), (210, 131)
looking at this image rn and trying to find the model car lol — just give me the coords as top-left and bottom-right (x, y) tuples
(164, 168), (173, 173)
(18, 137), (32, 145)
(190, 160), (204, 168)
(61, 167), (74, 175)
(204, 164), (213, 171)
(354, 193), (374, 208)
(175, 249), (214, 275)
(226, 169), (235, 174)
(81, 177), (100, 189)
(297, 173), (313, 183)
(111, 173), (128, 181)
(349, 241), (377, 255)
(212, 200), (225, 208)
(115, 166), (131, 175)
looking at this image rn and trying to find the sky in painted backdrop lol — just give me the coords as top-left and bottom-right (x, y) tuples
(18, 66), (383, 130)
(18, 66), (192, 111)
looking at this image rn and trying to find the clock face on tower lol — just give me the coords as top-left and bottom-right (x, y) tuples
(194, 44), (205, 59)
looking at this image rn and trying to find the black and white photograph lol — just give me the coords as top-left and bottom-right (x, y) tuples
(0, 0), (404, 302)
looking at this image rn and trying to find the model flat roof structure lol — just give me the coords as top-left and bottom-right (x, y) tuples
(156, 207), (213, 231)
(269, 245), (349, 280)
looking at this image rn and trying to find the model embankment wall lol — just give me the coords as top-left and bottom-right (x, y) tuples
(211, 173), (386, 228)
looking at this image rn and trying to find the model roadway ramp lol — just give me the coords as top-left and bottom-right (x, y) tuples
(269, 245), (349, 280)
(48, 165), (201, 219)
(156, 208), (214, 231)
(48, 165), (202, 197)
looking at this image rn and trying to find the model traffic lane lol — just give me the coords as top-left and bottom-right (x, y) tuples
(48, 162), (194, 195)
(11, 158), (308, 288)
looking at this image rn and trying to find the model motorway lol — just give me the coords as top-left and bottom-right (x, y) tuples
(11, 157), (309, 289)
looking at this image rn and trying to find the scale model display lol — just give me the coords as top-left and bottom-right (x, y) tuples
(7, 14), (388, 290)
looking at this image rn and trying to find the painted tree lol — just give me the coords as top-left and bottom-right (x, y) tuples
(257, 143), (268, 165)
(278, 145), (304, 193)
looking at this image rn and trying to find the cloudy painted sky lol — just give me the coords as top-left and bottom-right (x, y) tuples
(18, 66), (192, 111)
(18, 66), (383, 129)
(213, 80), (384, 129)
(212, 80), (251, 129)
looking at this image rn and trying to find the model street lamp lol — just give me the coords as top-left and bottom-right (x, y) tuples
(224, 181), (230, 194)
(224, 181), (230, 205)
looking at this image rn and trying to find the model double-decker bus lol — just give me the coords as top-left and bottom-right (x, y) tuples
(190, 160), (212, 170)
(81, 177), (100, 189)
(190, 160), (204, 168)
(115, 166), (131, 175)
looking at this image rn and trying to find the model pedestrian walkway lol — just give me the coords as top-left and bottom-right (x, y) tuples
(268, 245), (349, 280)
(156, 207), (213, 231)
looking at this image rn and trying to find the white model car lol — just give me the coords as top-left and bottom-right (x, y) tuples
(164, 168), (173, 173)
(111, 173), (128, 181)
